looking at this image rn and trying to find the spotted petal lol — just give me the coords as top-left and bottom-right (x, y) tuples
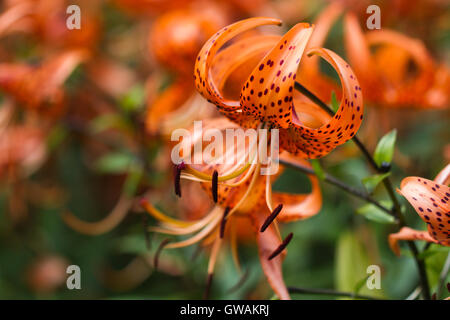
(241, 23), (314, 129)
(397, 176), (450, 245)
(389, 227), (438, 256)
(194, 17), (282, 113)
(280, 48), (364, 158)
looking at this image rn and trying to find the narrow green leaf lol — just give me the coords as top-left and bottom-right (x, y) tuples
(356, 201), (396, 224)
(330, 91), (339, 112)
(310, 159), (325, 181)
(373, 129), (397, 167)
(362, 172), (391, 194)
(354, 275), (370, 294)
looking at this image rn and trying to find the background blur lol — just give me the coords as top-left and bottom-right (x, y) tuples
(0, 0), (449, 299)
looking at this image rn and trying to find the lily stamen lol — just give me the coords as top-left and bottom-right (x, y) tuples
(268, 232), (294, 260)
(174, 162), (185, 197)
(220, 207), (230, 238)
(212, 170), (218, 202)
(154, 238), (171, 270)
(260, 204), (283, 232)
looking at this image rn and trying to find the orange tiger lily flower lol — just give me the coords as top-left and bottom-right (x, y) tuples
(194, 17), (364, 159)
(149, 7), (227, 75)
(389, 164), (450, 255)
(344, 13), (450, 109)
(142, 118), (322, 300)
(0, 50), (87, 118)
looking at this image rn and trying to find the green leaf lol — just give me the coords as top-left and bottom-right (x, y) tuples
(119, 84), (145, 113)
(94, 152), (135, 174)
(354, 275), (370, 294)
(417, 246), (449, 260)
(373, 129), (397, 167)
(330, 91), (339, 112)
(311, 159), (325, 181)
(362, 172), (391, 194)
(335, 231), (370, 298)
(356, 201), (396, 224)
(335, 231), (385, 299)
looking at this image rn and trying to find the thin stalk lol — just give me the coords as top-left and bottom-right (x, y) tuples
(294, 81), (431, 299)
(279, 158), (396, 219)
(288, 286), (381, 300)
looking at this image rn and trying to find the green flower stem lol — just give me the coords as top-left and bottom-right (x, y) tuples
(294, 81), (431, 299)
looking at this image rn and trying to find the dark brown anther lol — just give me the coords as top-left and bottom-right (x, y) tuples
(268, 232), (293, 261)
(260, 204), (283, 232)
(219, 207), (230, 238)
(154, 238), (171, 270)
(174, 162), (185, 197)
(212, 170), (218, 203)
(204, 273), (214, 300)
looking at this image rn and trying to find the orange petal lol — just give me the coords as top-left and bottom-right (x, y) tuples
(62, 194), (134, 235)
(194, 17), (282, 112)
(365, 29), (434, 70)
(273, 154), (322, 222)
(389, 227), (438, 256)
(149, 8), (226, 74)
(145, 79), (194, 134)
(302, 2), (342, 77)
(435, 164), (450, 185)
(280, 48), (364, 158)
(211, 34), (280, 127)
(252, 209), (290, 300)
(241, 23), (314, 129)
(343, 13), (374, 85)
(398, 176), (450, 245)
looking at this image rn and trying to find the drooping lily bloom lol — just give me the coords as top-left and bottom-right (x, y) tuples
(389, 164), (450, 255)
(0, 50), (87, 118)
(344, 13), (450, 109)
(194, 17), (364, 158)
(142, 118), (322, 299)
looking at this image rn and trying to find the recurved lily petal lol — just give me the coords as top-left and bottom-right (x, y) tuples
(292, 3), (343, 104)
(301, 2), (342, 77)
(194, 17), (282, 112)
(251, 208), (290, 300)
(397, 176), (450, 245)
(210, 34), (280, 127)
(272, 153), (322, 222)
(389, 227), (438, 256)
(435, 164), (450, 185)
(280, 48), (364, 158)
(241, 23), (314, 129)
